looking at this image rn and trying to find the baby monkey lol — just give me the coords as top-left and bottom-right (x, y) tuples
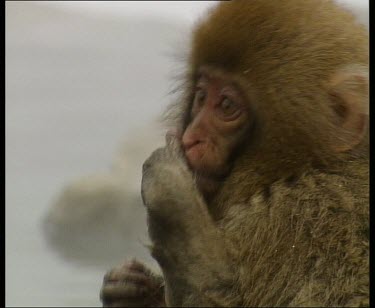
(101, 0), (369, 306)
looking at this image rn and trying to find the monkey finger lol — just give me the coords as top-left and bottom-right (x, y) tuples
(103, 269), (121, 283)
(165, 129), (182, 145)
(124, 272), (151, 286)
(166, 134), (184, 158)
(101, 283), (148, 301)
(104, 270), (150, 286)
(103, 268), (131, 283)
(103, 267), (135, 282)
(142, 147), (165, 173)
(126, 259), (151, 274)
(103, 294), (151, 308)
(104, 300), (149, 308)
(165, 130), (175, 145)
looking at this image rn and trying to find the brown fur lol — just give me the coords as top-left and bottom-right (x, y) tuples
(165, 0), (368, 306)
(219, 165), (368, 306)
(101, 1), (368, 306)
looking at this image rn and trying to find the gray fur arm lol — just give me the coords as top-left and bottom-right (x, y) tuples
(141, 146), (241, 307)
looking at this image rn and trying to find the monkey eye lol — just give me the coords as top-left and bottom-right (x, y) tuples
(190, 88), (207, 117)
(194, 89), (206, 107)
(217, 97), (241, 120)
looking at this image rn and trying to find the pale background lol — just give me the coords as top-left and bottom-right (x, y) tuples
(5, 1), (368, 307)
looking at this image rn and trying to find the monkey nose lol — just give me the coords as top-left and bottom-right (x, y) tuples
(182, 137), (202, 151)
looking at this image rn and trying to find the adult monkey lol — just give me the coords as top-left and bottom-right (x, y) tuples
(101, 0), (369, 306)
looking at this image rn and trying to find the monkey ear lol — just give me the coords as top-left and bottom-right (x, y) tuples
(328, 65), (369, 153)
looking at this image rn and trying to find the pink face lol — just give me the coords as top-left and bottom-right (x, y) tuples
(182, 71), (251, 177)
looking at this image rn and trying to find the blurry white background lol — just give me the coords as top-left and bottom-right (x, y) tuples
(5, 1), (368, 307)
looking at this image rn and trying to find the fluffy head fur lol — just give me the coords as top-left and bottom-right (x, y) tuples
(168, 0), (368, 202)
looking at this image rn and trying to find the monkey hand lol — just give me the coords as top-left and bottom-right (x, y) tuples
(141, 134), (201, 217)
(141, 134), (217, 254)
(141, 133), (226, 263)
(100, 259), (165, 307)
(141, 136), (239, 307)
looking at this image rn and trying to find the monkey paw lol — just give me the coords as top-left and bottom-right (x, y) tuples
(100, 259), (165, 307)
(141, 136), (195, 212)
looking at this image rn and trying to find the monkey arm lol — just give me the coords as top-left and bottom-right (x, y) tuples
(142, 147), (242, 307)
(147, 197), (242, 307)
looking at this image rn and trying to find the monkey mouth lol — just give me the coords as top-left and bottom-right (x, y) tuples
(184, 143), (206, 166)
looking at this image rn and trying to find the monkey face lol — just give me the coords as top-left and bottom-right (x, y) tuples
(182, 69), (251, 179)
